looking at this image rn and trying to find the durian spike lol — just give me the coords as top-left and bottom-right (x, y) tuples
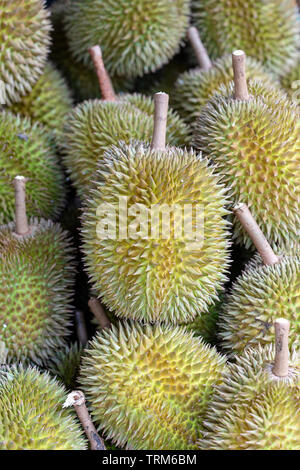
(233, 203), (279, 266)
(232, 50), (249, 101)
(63, 390), (106, 450)
(150, 92), (169, 151)
(187, 26), (212, 71)
(13, 176), (30, 236)
(88, 298), (111, 329)
(273, 318), (290, 378)
(75, 310), (88, 346)
(88, 45), (116, 102)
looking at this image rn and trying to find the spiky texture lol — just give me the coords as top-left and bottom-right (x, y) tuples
(0, 218), (75, 365)
(79, 322), (227, 450)
(281, 55), (300, 100)
(64, 0), (190, 78)
(194, 80), (300, 249)
(171, 54), (277, 126)
(0, 111), (66, 224)
(62, 95), (190, 199)
(45, 342), (83, 390)
(81, 141), (230, 323)
(0, 365), (87, 450)
(218, 253), (300, 356)
(0, 0), (51, 105)
(192, 0), (299, 76)
(8, 63), (72, 138)
(198, 345), (300, 450)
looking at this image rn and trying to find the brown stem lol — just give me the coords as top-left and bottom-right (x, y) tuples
(150, 92), (169, 151)
(13, 176), (30, 236)
(187, 26), (212, 70)
(89, 46), (116, 101)
(75, 310), (88, 346)
(272, 318), (290, 378)
(88, 298), (111, 329)
(233, 203), (279, 266)
(232, 50), (249, 101)
(63, 391), (106, 450)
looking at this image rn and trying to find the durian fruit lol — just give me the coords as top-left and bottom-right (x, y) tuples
(45, 343), (83, 390)
(218, 204), (300, 356)
(171, 27), (278, 126)
(0, 177), (75, 365)
(8, 63), (72, 139)
(281, 55), (300, 100)
(192, 0), (299, 77)
(79, 321), (228, 450)
(62, 47), (190, 199)
(0, 110), (66, 225)
(198, 320), (300, 450)
(81, 93), (230, 323)
(0, 364), (87, 450)
(64, 0), (191, 79)
(194, 51), (300, 249)
(0, 0), (51, 105)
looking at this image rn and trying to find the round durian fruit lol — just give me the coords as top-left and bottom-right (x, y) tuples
(64, 0), (190, 79)
(171, 54), (277, 126)
(46, 343), (83, 390)
(8, 63), (72, 138)
(0, 0), (51, 105)
(81, 141), (230, 323)
(62, 96), (190, 199)
(0, 365), (87, 450)
(0, 218), (75, 365)
(0, 111), (66, 224)
(193, 80), (300, 249)
(79, 322), (227, 450)
(192, 0), (300, 77)
(281, 55), (300, 100)
(218, 252), (300, 356)
(198, 345), (300, 450)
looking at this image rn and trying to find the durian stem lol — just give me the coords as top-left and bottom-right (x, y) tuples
(187, 27), (212, 70)
(232, 50), (249, 101)
(233, 203), (279, 266)
(63, 391), (106, 450)
(13, 176), (30, 236)
(273, 318), (290, 377)
(150, 92), (169, 151)
(75, 310), (88, 346)
(88, 298), (111, 329)
(89, 46), (116, 102)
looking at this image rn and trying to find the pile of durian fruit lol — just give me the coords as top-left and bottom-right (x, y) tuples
(0, 0), (299, 451)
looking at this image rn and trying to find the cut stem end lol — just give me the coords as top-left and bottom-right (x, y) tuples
(13, 176), (30, 236)
(272, 318), (290, 378)
(89, 45), (116, 101)
(150, 92), (169, 151)
(232, 50), (249, 101)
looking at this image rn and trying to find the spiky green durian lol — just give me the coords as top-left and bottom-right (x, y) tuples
(81, 141), (230, 323)
(0, 364), (87, 450)
(0, 111), (66, 224)
(281, 55), (300, 100)
(171, 54), (277, 126)
(62, 96), (190, 199)
(192, 0), (299, 77)
(0, 0), (51, 105)
(79, 322), (227, 450)
(8, 63), (72, 138)
(218, 252), (300, 356)
(0, 218), (75, 365)
(46, 342), (83, 390)
(193, 80), (300, 249)
(64, 0), (190, 79)
(198, 345), (300, 450)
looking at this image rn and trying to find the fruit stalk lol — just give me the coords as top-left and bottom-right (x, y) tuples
(187, 26), (212, 70)
(88, 298), (111, 329)
(75, 310), (88, 346)
(13, 176), (29, 236)
(150, 92), (169, 151)
(89, 45), (116, 101)
(232, 50), (249, 101)
(233, 203), (279, 265)
(273, 318), (290, 377)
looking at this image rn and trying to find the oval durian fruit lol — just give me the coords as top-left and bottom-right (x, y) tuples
(8, 63), (72, 138)
(0, 0), (51, 105)
(0, 364), (87, 450)
(192, 0), (299, 76)
(194, 53), (300, 249)
(0, 111), (66, 224)
(79, 322), (227, 450)
(64, 0), (190, 79)
(198, 342), (300, 450)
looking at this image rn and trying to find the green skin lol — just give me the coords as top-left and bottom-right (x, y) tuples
(45, 342), (83, 390)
